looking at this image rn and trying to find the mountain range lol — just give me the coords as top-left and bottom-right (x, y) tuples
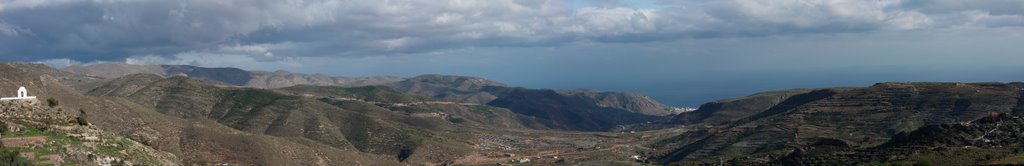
(3, 61), (1024, 165)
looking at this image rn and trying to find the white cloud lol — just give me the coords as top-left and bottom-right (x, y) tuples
(959, 10), (1024, 28)
(0, 22), (18, 36)
(0, 22), (31, 37)
(376, 37), (413, 51)
(572, 7), (659, 35)
(0, 0), (80, 12)
(125, 52), (303, 70)
(216, 42), (295, 58)
(1, 0), (1023, 61)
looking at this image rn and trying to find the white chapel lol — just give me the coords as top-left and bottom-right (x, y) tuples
(0, 86), (37, 101)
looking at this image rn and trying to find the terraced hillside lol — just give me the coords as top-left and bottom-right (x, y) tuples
(759, 113), (1024, 165)
(0, 62), (400, 165)
(655, 82), (1024, 164)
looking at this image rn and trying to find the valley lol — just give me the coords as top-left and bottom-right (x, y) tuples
(2, 62), (1024, 165)
(4, 1), (1020, 165)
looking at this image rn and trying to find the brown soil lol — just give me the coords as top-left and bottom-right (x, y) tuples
(1, 136), (46, 147)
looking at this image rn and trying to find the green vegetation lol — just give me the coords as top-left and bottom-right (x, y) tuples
(912, 158), (932, 166)
(0, 144), (31, 166)
(0, 125), (162, 165)
(0, 150), (31, 166)
(395, 106), (438, 114)
(446, 116), (466, 123)
(0, 121), (7, 133)
(0, 126), (81, 164)
(45, 98), (58, 108)
(94, 134), (135, 159)
(76, 109), (89, 126)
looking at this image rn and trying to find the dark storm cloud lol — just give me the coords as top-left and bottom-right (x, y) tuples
(0, 0), (1022, 63)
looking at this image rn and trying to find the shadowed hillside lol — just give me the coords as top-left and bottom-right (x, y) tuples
(485, 87), (662, 131)
(655, 82), (1024, 165)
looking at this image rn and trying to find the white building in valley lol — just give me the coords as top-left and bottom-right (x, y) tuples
(0, 86), (37, 101)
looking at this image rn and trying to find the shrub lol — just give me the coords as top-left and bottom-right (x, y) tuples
(913, 158), (932, 166)
(112, 159), (127, 166)
(447, 117), (466, 124)
(0, 149), (30, 166)
(46, 97), (59, 108)
(0, 121), (7, 133)
(77, 109), (89, 126)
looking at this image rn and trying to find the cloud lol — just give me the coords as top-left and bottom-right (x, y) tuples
(1, 0), (1023, 62)
(216, 43), (295, 58)
(125, 52), (303, 70)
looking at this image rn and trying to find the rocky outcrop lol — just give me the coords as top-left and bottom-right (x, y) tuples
(0, 98), (179, 165)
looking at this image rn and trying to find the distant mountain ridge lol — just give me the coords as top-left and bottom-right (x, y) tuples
(63, 62), (683, 117)
(248, 70), (404, 89)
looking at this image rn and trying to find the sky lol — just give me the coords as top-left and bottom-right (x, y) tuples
(2, 0), (1024, 107)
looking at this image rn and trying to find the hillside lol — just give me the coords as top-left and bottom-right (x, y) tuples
(18, 61), (1024, 165)
(557, 89), (687, 116)
(248, 70), (403, 89)
(654, 82), (1024, 165)
(385, 74), (507, 104)
(67, 63), (682, 130)
(484, 87), (662, 131)
(760, 113), (1024, 165)
(0, 99), (178, 165)
(78, 69), (665, 164)
(1, 62), (400, 165)
(668, 89), (813, 125)
(389, 75), (678, 113)
(161, 65), (253, 86)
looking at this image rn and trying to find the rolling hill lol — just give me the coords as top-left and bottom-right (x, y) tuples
(18, 61), (1024, 165)
(66, 63), (684, 131)
(654, 82), (1024, 165)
